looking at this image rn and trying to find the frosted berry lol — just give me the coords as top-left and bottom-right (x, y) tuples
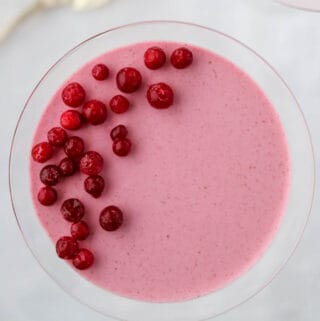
(72, 248), (94, 270)
(92, 64), (109, 80)
(116, 67), (142, 93)
(110, 124), (128, 141)
(59, 157), (77, 176)
(147, 82), (174, 109)
(109, 95), (129, 114)
(60, 110), (82, 130)
(31, 142), (53, 163)
(37, 186), (57, 206)
(82, 100), (107, 125)
(84, 175), (105, 198)
(47, 127), (68, 147)
(40, 165), (60, 186)
(79, 151), (103, 175)
(144, 47), (166, 69)
(112, 138), (131, 157)
(61, 198), (85, 223)
(56, 236), (79, 259)
(71, 221), (89, 240)
(100, 205), (123, 231)
(170, 47), (193, 69)
(64, 136), (84, 160)
(62, 82), (86, 107)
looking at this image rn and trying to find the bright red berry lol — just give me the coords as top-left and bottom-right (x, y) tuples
(147, 82), (174, 109)
(82, 100), (107, 125)
(40, 165), (60, 186)
(37, 186), (57, 206)
(60, 110), (82, 130)
(144, 47), (166, 70)
(62, 82), (86, 107)
(116, 67), (142, 93)
(59, 157), (77, 176)
(109, 95), (129, 114)
(72, 248), (94, 270)
(170, 47), (193, 69)
(84, 175), (105, 198)
(56, 236), (79, 259)
(31, 142), (53, 163)
(47, 127), (68, 147)
(61, 198), (85, 223)
(110, 124), (128, 141)
(92, 64), (109, 80)
(100, 206), (123, 231)
(64, 136), (85, 160)
(112, 138), (131, 157)
(79, 151), (103, 175)
(71, 221), (89, 240)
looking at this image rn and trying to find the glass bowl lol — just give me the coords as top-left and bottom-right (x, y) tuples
(9, 21), (315, 321)
(276, 0), (320, 11)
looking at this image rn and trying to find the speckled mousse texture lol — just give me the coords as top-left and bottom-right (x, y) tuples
(30, 41), (290, 302)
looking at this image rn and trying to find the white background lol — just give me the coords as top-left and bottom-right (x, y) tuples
(1, 0), (320, 320)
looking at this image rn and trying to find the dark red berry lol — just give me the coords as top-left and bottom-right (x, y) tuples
(92, 64), (109, 80)
(64, 136), (85, 160)
(110, 124), (128, 141)
(82, 100), (107, 125)
(84, 175), (105, 198)
(170, 47), (193, 69)
(109, 95), (129, 114)
(72, 248), (94, 270)
(79, 151), (103, 175)
(40, 165), (60, 186)
(144, 47), (166, 70)
(147, 82), (174, 109)
(100, 206), (123, 231)
(59, 157), (77, 176)
(112, 138), (131, 157)
(62, 82), (86, 107)
(60, 110), (82, 130)
(56, 236), (79, 259)
(71, 221), (89, 240)
(37, 186), (57, 206)
(31, 142), (53, 163)
(61, 198), (85, 223)
(116, 67), (142, 93)
(47, 127), (68, 147)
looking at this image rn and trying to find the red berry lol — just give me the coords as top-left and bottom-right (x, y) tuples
(60, 110), (82, 130)
(79, 151), (103, 175)
(170, 47), (193, 69)
(62, 82), (86, 107)
(147, 82), (174, 109)
(47, 127), (68, 147)
(31, 142), (53, 163)
(82, 100), (107, 125)
(40, 165), (60, 186)
(92, 64), (109, 81)
(61, 198), (85, 223)
(56, 236), (79, 259)
(84, 175), (105, 198)
(112, 138), (131, 157)
(59, 157), (77, 176)
(109, 95), (129, 114)
(72, 248), (94, 270)
(64, 136), (85, 160)
(144, 47), (166, 70)
(71, 221), (89, 240)
(37, 186), (57, 206)
(110, 124), (128, 141)
(100, 206), (123, 231)
(116, 67), (142, 93)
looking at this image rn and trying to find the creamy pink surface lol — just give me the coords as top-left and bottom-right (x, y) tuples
(30, 42), (290, 302)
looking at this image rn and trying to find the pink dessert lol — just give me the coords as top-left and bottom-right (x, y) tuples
(30, 41), (290, 302)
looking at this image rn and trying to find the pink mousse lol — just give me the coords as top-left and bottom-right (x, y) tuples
(30, 42), (290, 302)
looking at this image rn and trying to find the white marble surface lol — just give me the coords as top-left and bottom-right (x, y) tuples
(1, 0), (320, 320)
